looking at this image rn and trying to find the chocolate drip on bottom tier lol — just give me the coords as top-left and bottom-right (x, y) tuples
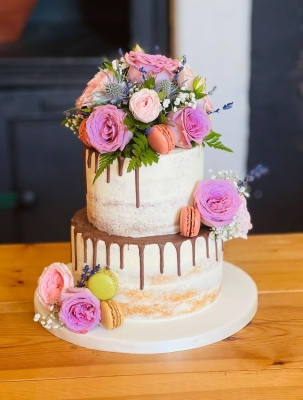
(72, 209), (214, 290)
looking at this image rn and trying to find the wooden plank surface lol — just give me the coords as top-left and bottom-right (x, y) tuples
(0, 234), (303, 399)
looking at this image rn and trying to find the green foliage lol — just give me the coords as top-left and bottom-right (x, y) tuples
(203, 131), (233, 152)
(191, 76), (208, 101)
(157, 91), (167, 101)
(126, 132), (159, 173)
(190, 141), (198, 148)
(142, 77), (155, 90)
(100, 61), (119, 79)
(123, 112), (151, 132)
(93, 151), (121, 184)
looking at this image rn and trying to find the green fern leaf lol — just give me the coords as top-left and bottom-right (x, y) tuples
(93, 151), (121, 184)
(203, 131), (233, 152)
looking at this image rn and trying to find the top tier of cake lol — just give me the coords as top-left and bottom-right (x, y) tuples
(85, 145), (204, 237)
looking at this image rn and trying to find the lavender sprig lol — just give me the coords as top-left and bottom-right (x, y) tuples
(76, 264), (101, 288)
(207, 102), (233, 115)
(238, 165), (269, 189)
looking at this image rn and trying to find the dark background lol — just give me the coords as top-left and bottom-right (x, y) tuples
(0, 0), (302, 243)
(248, 0), (303, 233)
(0, 0), (169, 243)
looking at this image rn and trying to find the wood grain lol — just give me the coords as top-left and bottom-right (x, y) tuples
(0, 234), (302, 399)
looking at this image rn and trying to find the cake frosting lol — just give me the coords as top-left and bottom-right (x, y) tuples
(85, 145), (204, 237)
(71, 208), (222, 319)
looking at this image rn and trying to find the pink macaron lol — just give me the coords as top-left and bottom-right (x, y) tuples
(180, 207), (201, 237)
(147, 124), (175, 155)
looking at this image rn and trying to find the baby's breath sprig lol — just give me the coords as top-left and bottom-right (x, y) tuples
(33, 304), (64, 330)
(76, 264), (101, 288)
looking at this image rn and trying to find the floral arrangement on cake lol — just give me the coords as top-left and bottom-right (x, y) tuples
(179, 164), (267, 241)
(63, 44), (233, 181)
(34, 263), (125, 333)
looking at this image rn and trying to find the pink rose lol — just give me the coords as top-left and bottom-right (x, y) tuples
(129, 88), (161, 123)
(194, 180), (242, 228)
(167, 104), (211, 148)
(177, 63), (198, 90)
(202, 95), (214, 113)
(58, 288), (101, 334)
(124, 51), (178, 82)
(86, 105), (133, 153)
(76, 69), (113, 108)
(235, 197), (252, 239)
(37, 263), (74, 309)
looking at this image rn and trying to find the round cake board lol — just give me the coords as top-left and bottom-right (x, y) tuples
(34, 262), (258, 354)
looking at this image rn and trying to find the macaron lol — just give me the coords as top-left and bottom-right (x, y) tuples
(100, 299), (125, 330)
(88, 270), (119, 301)
(78, 117), (92, 147)
(147, 124), (175, 155)
(180, 206), (201, 237)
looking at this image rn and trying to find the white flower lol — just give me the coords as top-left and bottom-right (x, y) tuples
(112, 60), (119, 70)
(33, 313), (41, 322)
(49, 305), (54, 311)
(173, 107), (178, 112)
(162, 99), (170, 108)
(181, 86), (186, 91)
(174, 98), (180, 106)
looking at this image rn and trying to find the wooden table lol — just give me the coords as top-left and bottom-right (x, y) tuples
(0, 233), (302, 399)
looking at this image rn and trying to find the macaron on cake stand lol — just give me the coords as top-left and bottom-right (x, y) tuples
(34, 261), (257, 354)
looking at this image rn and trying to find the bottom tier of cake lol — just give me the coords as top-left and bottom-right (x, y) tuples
(71, 208), (223, 320)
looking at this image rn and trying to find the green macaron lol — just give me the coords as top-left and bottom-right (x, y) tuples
(88, 270), (119, 301)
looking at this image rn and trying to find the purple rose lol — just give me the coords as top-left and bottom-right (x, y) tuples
(194, 180), (242, 228)
(58, 288), (100, 334)
(167, 105), (211, 148)
(86, 105), (133, 153)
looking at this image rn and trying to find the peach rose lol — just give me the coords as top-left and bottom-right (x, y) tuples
(177, 63), (197, 90)
(234, 197), (252, 239)
(76, 69), (113, 108)
(129, 89), (161, 123)
(178, 65), (214, 113)
(38, 263), (74, 309)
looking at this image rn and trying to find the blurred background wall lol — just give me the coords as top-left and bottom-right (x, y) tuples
(0, 0), (302, 243)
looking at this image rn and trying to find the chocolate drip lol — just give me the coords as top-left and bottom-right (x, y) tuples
(118, 156), (125, 176)
(175, 243), (182, 276)
(94, 152), (99, 174)
(120, 245), (125, 269)
(83, 147), (87, 194)
(72, 209), (213, 290)
(135, 168), (140, 208)
(107, 166), (111, 183)
(73, 228), (78, 271)
(158, 244), (165, 274)
(87, 149), (93, 168)
(190, 237), (197, 266)
(205, 236), (210, 258)
(106, 242), (111, 266)
(215, 240), (218, 262)
(84, 239), (88, 263)
(138, 245), (145, 290)
(92, 238), (97, 267)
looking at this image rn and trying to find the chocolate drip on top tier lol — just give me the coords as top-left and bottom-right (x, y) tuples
(118, 156), (125, 176)
(135, 168), (140, 208)
(85, 147), (140, 208)
(72, 208), (213, 290)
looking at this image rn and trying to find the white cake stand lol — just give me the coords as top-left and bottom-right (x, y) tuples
(34, 262), (258, 354)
